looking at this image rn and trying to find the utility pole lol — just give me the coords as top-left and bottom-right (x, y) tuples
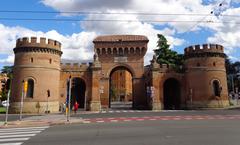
(4, 90), (10, 125)
(4, 78), (11, 125)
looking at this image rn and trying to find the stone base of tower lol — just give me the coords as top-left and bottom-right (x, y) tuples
(152, 102), (163, 110)
(89, 101), (101, 111)
(186, 100), (230, 109)
(9, 101), (60, 114)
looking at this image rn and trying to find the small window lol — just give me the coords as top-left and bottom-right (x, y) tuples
(26, 79), (34, 98)
(197, 63), (200, 67)
(213, 62), (216, 66)
(49, 59), (52, 64)
(212, 80), (221, 97)
(30, 58), (33, 63)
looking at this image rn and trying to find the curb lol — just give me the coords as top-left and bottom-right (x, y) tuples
(0, 119), (84, 129)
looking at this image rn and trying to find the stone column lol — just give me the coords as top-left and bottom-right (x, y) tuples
(89, 53), (102, 111)
(150, 55), (162, 110)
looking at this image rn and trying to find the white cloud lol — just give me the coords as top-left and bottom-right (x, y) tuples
(42, 0), (240, 60)
(0, 24), (97, 66)
(207, 7), (240, 56)
(0, 55), (14, 64)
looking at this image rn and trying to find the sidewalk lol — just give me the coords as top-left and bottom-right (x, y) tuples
(0, 113), (84, 128)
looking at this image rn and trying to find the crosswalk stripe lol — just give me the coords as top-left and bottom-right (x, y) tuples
(0, 143), (23, 145)
(0, 134), (36, 138)
(0, 138), (29, 142)
(0, 126), (49, 131)
(0, 126), (49, 145)
(0, 128), (46, 133)
(0, 131), (41, 135)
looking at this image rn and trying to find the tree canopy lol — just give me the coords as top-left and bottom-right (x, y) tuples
(154, 34), (184, 68)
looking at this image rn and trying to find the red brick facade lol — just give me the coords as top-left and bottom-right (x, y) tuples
(10, 35), (229, 113)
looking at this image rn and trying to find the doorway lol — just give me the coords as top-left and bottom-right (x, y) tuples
(163, 78), (181, 110)
(71, 77), (86, 108)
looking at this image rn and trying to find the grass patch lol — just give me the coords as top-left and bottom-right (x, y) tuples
(0, 107), (6, 113)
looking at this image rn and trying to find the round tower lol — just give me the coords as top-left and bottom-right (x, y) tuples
(184, 44), (229, 108)
(10, 37), (62, 113)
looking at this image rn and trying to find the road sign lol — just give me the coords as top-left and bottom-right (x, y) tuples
(2, 100), (9, 107)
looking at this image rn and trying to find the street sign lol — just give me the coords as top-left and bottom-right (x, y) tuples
(2, 100), (9, 107)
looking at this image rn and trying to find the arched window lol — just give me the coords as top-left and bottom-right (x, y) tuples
(212, 80), (221, 97)
(27, 79), (34, 98)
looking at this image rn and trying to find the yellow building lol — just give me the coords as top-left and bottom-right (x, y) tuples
(111, 70), (132, 102)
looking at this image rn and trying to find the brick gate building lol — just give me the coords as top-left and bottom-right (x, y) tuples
(10, 35), (229, 113)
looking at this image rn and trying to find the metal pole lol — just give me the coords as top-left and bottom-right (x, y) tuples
(67, 76), (71, 122)
(231, 74), (235, 93)
(20, 80), (24, 121)
(4, 90), (10, 125)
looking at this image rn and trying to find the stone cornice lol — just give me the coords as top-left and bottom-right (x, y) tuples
(13, 47), (62, 56)
(184, 52), (226, 59)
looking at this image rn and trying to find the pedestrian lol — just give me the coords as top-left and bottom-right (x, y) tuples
(74, 101), (79, 114)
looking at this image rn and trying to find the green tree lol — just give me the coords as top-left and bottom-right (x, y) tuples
(154, 34), (184, 70)
(1, 66), (13, 78)
(0, 66), (13, 101)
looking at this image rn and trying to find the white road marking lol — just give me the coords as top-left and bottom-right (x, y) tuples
(0, 134), (36, 138)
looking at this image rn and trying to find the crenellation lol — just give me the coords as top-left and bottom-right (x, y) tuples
(16, 37), (61, 50)
(61, 63), (89, 70)
(184, 44), (224, 55)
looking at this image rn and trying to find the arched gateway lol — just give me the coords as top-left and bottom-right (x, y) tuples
(10, 36), (230, 113)
(90, 35), (149, 110)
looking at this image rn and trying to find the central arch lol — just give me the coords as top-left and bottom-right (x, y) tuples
(163, 78), (181, 110)
(71, 77), (86, 109)
(109, 66), (133, 109)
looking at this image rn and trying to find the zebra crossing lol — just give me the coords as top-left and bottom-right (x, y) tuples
(0, 126), (49, 145)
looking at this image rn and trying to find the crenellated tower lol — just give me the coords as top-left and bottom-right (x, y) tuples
(10, 37), (62, 113)
(184, 44), (229, 108)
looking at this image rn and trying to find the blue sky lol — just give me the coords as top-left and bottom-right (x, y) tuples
(0, 0), (240, 70)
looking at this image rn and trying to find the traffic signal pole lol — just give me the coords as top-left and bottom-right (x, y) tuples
(20, 80), (27, 121)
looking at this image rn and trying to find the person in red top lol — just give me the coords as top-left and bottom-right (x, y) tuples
(74, 101), (79, 114)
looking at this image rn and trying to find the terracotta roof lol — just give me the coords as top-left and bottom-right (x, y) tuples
(93, 35), (149, 42)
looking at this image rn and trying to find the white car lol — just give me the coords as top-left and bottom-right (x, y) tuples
(1, 100), (9, 107)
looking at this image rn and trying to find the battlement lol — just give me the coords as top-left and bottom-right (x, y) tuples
(184, 44), (224, 55)
(16, 37), (61, 50)
(61, 63), (89, 71)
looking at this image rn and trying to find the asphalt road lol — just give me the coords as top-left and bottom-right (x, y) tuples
(74, 109), (240, 119)
(22, 109), (240, 145)
(24, 118), (240, 145)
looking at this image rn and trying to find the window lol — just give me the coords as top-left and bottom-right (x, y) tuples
(212, 80), (221, 97)
(197, 63), (200, 67)
(49, 59), (52, 64)
(213, 62), (216, 66)
(30, 58), (33, 63)
(26, 79), (34, 98)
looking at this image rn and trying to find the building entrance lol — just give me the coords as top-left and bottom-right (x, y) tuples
(71, 77), (86, 108)
(163, 78), (181, 110)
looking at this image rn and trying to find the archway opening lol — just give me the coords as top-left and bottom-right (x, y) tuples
(163, 78), (181, 110)
(109, 66), (133, 109)
(71, 77), (86, 109)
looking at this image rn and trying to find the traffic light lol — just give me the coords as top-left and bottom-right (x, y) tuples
(23, 81), (28, 93)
